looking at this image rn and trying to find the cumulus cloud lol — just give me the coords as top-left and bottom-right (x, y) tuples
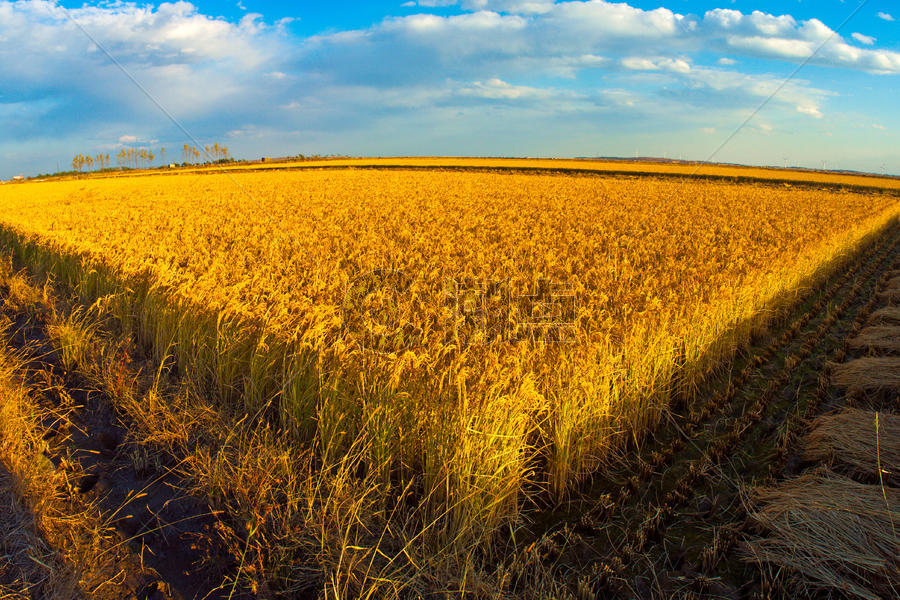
(700, 10), (900, 73)
(1, 0), (898, 177)
(459, 78), (554, 99)
(796, 104), (823, 119)
(621, 56), (691, 73)
(878, 12), (895, 22)
(0, 0), (289, 142)
(307, 2), (900, 87)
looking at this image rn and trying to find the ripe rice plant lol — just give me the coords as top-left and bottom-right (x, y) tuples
(0, 167), (898, 551)
(129, 156), (900, 192)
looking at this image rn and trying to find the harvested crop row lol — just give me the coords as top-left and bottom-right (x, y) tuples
(629, 228), (900, 546)
(737, 234), (900, 599)
(702, 249), (900, 579)
(803, 409), (900, 485)
(771, 251), (900, 472)
(580, 226), (900, 595)
(669, 235), (900, 593)
(832, 357), (900, 390)
(577, 222), (900, 531)
(849, 325), (900, 353)
(744, 473), (899, 600)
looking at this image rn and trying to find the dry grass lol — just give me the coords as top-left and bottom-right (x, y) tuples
(876, 289), (900, 304)
(743, 472), (899, 600)
(885, 276), (900, 291)
(0, 467), (80, 599)
(18, 269), (528, 598)
(803, 409), (899, 485)
(868, 306), (900, 326)
(0, 341), (134, 598)
(848, 325), (900, 353)
(831, 357), (900, 390)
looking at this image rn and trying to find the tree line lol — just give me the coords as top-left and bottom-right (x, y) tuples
(71, 142), (231, 173)
(183, 143), (230, 163)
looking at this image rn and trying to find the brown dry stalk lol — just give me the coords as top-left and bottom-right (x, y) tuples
(743, 472), (900, 600)
(0, 466), (80, 599)
(0, 349), (133, 599)
(868, 306), (900, 326)
(876, 289), (900, 303)
(831, 357), (900, 390)
(849, 325), (900, 353)
(803, 408), (899, 485)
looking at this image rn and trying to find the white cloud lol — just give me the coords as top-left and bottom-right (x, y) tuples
(796, 104), (823, 118)
(458, 77), (553, 99)
(0, 0), (290, 137)
(717, 57), (736, 65)
(118, 135), (138, 143)
(309, 2), (900, 85)
(658, 65), (830, 119)
(851, 33), (876, 46)
(877, 12), (895, 22)
(621, 56), (691, 73)
(700, 10), (900, 73)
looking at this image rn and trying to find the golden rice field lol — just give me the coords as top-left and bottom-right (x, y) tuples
(115, 156), (900, 192)
(1, 165), (898, 548)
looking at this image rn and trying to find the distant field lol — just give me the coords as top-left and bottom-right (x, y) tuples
(96, 156), (900, 192)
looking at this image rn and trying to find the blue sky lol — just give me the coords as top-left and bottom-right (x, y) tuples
(1, 1), (898, 178)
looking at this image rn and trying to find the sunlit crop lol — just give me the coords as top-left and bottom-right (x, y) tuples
(0, 167), (897, 548)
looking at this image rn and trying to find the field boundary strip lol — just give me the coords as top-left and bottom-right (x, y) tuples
(28, 160), (900, 196)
